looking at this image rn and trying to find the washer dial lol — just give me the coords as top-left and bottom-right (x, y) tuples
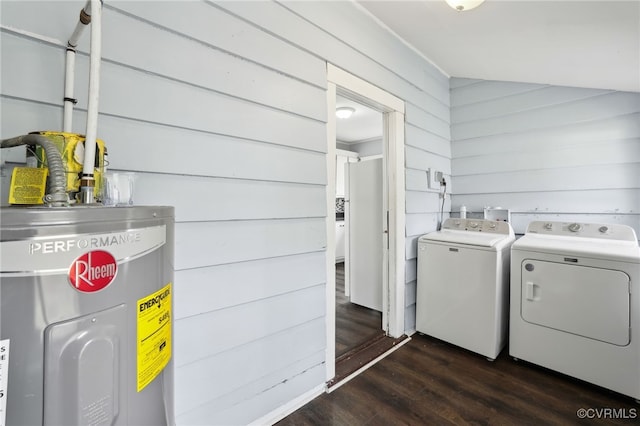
(568, 223), (582, 232)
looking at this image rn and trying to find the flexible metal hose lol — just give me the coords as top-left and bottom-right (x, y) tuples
(1, 134), (70, 206)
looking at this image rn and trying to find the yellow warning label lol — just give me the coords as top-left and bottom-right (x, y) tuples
(137, 282), (172, 392)
(8, 167), (47, 204)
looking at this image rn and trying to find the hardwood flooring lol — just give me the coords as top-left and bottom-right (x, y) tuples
(335, 262), (384, 358)
(279, 334), (638, 425)
(333, 262), (407, 388)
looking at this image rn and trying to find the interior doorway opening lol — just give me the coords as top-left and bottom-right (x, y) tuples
(334, 95), (385, 364)
(325, 64), (407, 388)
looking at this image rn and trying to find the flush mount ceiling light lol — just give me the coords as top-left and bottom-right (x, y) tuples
(336, 106), (355, 119)
(446, 0), (485, 11)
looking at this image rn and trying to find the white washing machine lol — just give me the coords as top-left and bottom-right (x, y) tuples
(510, 221), (640, 400)
(416, 218), (515, 360)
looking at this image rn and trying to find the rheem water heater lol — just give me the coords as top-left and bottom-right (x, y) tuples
(0, 206), (175, 426)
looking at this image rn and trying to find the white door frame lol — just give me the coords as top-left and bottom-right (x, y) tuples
(325, 63), (406, 382)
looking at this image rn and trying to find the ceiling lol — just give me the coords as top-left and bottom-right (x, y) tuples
(357, 0), (640, 93)
(336, 95), (383, 144)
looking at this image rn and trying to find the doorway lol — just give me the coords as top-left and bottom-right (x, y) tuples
(325, 64), (407, 387)
(334, 95), (384, 360)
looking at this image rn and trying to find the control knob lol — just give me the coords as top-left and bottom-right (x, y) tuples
(568, 223), (582, 232)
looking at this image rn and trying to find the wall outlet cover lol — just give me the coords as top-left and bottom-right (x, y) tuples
(427, 168), (441, 189)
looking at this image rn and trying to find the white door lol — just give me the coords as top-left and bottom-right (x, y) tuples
(335, 154), (348, 198)
(335, 221), (345, 263)
(347, 158), (383, 312)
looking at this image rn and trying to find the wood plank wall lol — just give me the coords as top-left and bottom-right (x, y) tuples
(450, 78), (640, 236)
(0, 1), (449, 423)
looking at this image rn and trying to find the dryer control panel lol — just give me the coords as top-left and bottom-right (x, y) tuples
(442, 218), (512, 235)
(526, 221), (638, 242)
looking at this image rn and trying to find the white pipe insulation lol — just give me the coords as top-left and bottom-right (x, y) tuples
(63, 51), (76, 132)
(80, 0), (102, 204)
(62, 0), (102, 203)
(63, 0), (92, 133)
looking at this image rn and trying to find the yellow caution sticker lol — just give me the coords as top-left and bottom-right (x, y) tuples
(8, 167), (47, 204)
(137, 282), (172, 392)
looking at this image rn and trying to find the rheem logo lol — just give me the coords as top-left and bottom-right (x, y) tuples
(68, 250), (117, 292)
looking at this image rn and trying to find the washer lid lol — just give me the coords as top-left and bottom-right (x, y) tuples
(419, 218), (515, 248)
(420, 229), (514, 248)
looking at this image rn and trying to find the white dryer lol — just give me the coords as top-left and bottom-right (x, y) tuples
(510, 221), (640, 400)
(416, 218), (515, 360)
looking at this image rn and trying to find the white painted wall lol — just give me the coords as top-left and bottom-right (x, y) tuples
(350, 138), (384, 157)
(0, 1), (449, 423)
(450, 78), (640, 236)
(336, 141), (353, 151)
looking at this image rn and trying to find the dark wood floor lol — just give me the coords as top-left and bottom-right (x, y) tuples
(279, 333), (638, 425)
(332, 262), (408, 388)
(335, 262), (383, 358)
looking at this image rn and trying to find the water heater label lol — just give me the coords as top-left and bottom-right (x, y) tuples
(68, 250), (118, 292)
(0, 339), (9, 426)
(137, 283), (172, 392)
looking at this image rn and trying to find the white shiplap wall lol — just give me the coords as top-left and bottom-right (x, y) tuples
(0, 1), (449, 424)
(450, 78), (640, 236)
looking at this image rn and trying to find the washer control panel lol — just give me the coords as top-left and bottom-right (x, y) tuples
(526, 221), (638, 242)
(442, 218), (512, 235)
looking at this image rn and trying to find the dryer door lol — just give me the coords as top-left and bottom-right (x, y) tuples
(520, 260), (630, 346)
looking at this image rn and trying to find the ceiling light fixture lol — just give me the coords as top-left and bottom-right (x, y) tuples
(446, 0), (485, 12)
(336, 106), (355, 119)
